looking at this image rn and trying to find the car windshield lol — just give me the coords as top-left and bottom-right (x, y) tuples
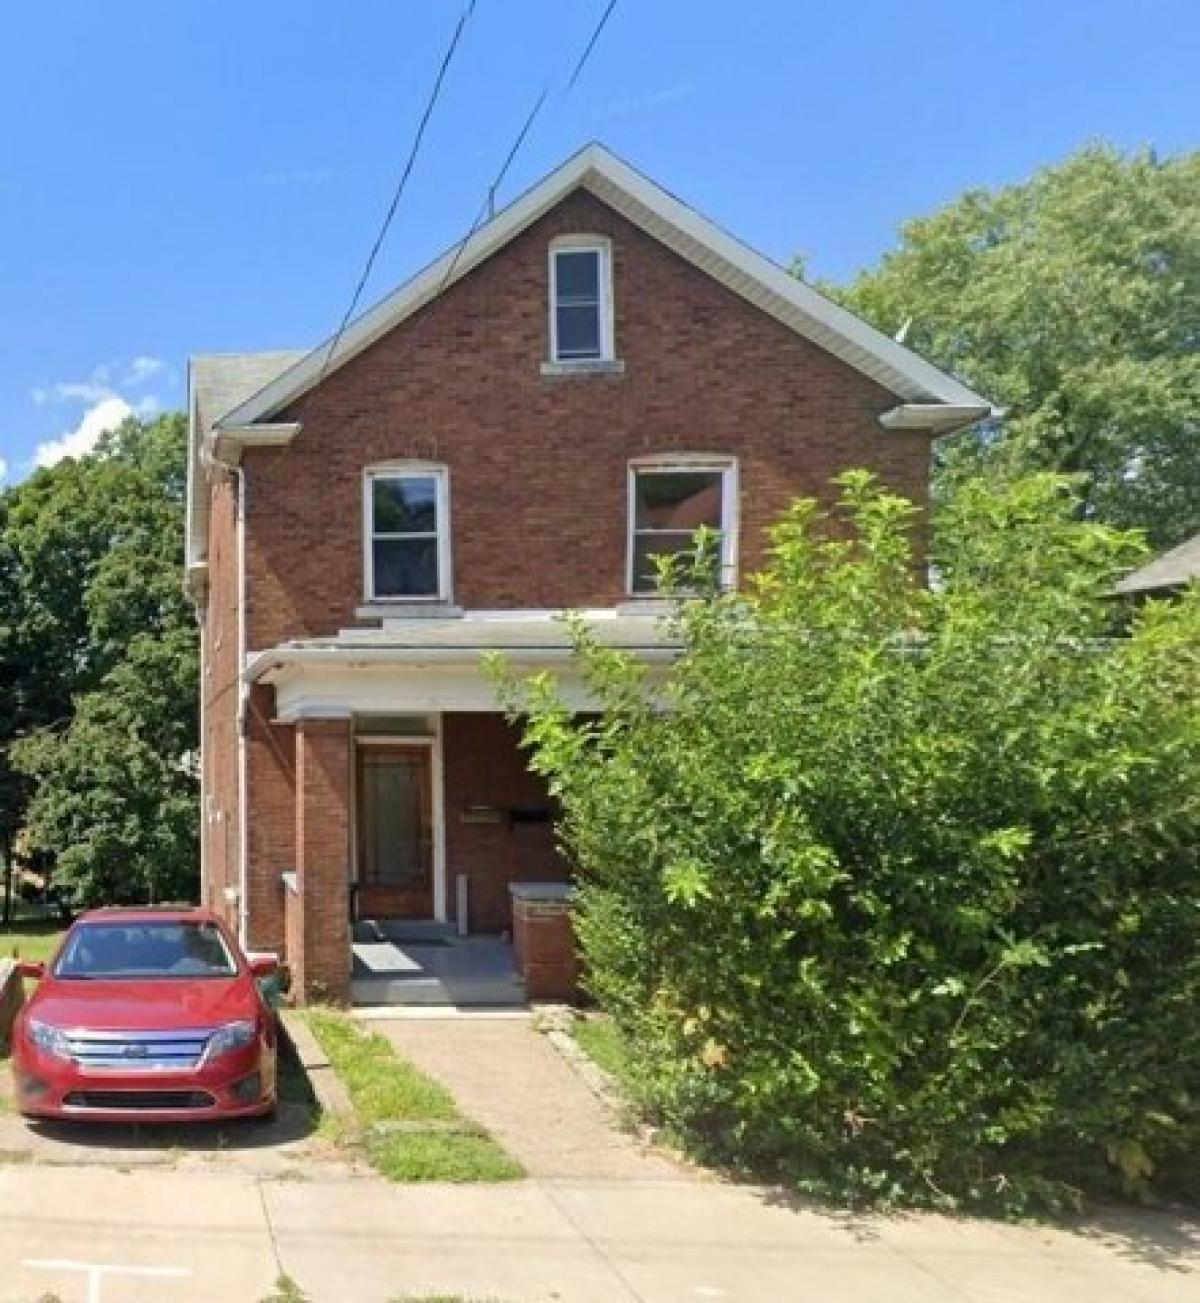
(53, 920), (238, 980)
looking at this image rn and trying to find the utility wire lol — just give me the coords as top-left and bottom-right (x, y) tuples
(319, 0), (478, 382)
(565, 0), (618, 92)
(429, 0), (619, 307)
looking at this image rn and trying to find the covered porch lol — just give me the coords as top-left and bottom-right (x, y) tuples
(244, 612), (675, 1005)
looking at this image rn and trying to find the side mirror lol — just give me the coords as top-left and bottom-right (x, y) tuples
(249, 955), (278, 979)
(16, 960), (45, 981)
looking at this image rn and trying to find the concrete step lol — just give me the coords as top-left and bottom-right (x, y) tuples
(352, 918), (458, 945)
(351, 975), (527, 1007)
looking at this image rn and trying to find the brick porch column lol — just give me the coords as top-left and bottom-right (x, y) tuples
(292, 717), (351, 1004)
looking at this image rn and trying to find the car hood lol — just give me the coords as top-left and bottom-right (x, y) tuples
(27, 976), (256, 1031)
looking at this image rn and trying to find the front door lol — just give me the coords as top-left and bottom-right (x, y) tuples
(356, 745), (434, 918)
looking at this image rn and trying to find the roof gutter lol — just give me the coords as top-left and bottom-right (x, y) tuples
(244, 641), (680, 685)
(879, 402), (997, 437)
(207, 422), (303, 466)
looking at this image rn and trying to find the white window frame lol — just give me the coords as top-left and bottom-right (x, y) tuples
(362, 463), (452, 603)
(627, 455), (739, 597)
(548, 235), (614, 363)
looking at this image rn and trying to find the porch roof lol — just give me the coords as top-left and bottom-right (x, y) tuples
(245, 610), (681, 718)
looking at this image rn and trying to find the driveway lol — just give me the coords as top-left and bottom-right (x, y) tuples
(0, 1164), (1196, 1302)
(0, 1039), (355, 1179)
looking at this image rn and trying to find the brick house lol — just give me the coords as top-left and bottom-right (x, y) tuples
(185, 144), (989, 1003)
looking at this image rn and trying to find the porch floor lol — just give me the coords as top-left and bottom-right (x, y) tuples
(351, 924), (526, 1008)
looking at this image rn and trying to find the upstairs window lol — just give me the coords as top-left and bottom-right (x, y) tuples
(549, 238), (613, 362)
(364, 467), (450, 602)
(628, 460), (737, 595)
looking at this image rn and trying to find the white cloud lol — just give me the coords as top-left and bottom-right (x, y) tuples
(32, 371), (112, 407)
(594, 81), (695, 119)
(31, 356), (172, 409)
(251, 167), (334, 189)
(125, 355), (168, 386)
(24, 356), (175, 474)
(0, 456), (8, 482)
(34, 396), (133, 468)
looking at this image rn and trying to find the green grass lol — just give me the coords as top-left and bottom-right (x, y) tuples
(0, 920), (62, 964)
(305, 1009), (523, 1183)
(572, 1015), (628, 1080)
(391, 1296), (506, 1302)
(259, 1276), (308, 1303)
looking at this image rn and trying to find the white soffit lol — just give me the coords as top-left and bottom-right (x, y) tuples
(216, 143), (991, 430)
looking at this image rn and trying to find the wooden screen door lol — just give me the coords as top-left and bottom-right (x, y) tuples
(356, 745), (434, 919)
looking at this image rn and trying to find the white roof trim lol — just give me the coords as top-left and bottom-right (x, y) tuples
(879, 402), (995, 434)
(210, 422), (302, 465)
(217, 143), (992, 430)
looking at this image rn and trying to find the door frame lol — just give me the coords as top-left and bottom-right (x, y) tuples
(351, 715), (446, 922)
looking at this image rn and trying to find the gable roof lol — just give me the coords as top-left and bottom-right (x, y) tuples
(215, 142), (992, 432)
(1113, 532), (1200, 596)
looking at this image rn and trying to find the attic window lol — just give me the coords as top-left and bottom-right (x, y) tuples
(549, 237), (613, 363)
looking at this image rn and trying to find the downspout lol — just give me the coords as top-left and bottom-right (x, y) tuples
(234, 463), (250, 949)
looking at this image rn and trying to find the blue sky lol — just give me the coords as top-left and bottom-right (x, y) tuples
(0, 0), (1195, 481)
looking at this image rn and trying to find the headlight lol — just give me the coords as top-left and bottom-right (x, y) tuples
(26, 1019), (72, 1061)
(204, 1020), (257, 1061)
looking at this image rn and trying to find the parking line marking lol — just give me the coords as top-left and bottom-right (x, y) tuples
(23, 1258), (191, 1303)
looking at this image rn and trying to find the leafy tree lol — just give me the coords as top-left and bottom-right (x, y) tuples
(830, 145), (1200, 549)
(2, 413), (198, 905)
(496, 473), (1200, 1211)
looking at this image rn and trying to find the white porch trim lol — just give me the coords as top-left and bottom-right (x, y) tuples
(245, 609), (679, 719)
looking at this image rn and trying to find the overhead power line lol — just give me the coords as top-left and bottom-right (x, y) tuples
(319, 0), (478, 382)
(565, 0), (618, 92)
(430, 0), (620, 308)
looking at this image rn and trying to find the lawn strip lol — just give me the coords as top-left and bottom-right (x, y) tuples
(0, 921), (63, 963)
(570, 1014), (628, 1080)
(304, 1009), (522, 1182)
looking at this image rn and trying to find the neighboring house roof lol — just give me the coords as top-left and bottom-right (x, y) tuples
(186, 350), (305, 579)
(186, 143), (995, 580)
(1113, 532), (1200, 596)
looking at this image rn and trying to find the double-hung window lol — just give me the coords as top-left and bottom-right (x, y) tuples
(549, 238), (613, 362)
(364, 467), (449, 602)
(628, 460), (737, 595)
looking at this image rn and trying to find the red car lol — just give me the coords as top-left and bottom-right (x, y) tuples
(11, 907), (279, 1123)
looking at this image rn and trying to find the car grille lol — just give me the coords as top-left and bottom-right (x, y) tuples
(62, 1028), (213, 1070)
(63, 1089), (216, 1111)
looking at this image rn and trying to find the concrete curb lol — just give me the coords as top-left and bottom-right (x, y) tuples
(279, 1010), (354, 1118)
(536, 1010), (625, 1118)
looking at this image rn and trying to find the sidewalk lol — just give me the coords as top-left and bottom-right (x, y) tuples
(371, 1015), (684, 1180)
(0, 1163), (1196, 1302)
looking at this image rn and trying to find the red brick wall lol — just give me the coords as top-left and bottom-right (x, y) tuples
(200, 469), (240, 931)
(442, 714), (568, 933)
(244, 686), (295, 954)
(211, 183), (936, 973)
(294, 719), (351, 1002)
(242, 188), (931, 649)
(512, 899), (580, 1002)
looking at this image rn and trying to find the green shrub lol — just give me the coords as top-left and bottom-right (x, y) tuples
(493, 472), (1200, 1212)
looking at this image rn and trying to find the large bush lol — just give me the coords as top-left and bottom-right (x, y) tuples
(497, 473), (1200, 1211)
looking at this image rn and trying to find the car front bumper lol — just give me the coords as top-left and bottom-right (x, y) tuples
(12, 1040), (276, 1123)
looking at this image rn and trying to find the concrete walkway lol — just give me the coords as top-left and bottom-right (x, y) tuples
(372, 1015), (685, 1180)
(0, 1164), (1196, 1302)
